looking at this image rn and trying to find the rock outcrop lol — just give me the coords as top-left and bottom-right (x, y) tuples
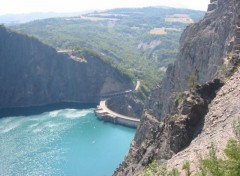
(146, 0), (236, 120)
(107, 95), (144, 118)
(0, 26), (134, 108)
(115, 79), (224, 175)
(114, 0), (240, 175)
(167, 67), (240, 174)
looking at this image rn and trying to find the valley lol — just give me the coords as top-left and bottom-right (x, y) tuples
(1, 1), (240, 176)
(11, 7), (204, 91)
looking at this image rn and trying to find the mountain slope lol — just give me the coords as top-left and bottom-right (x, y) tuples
(114, 0), (240, 175)
(11, 7), (205, 89)
(146, 0), (235, 120)
(0, 26), (133, 108)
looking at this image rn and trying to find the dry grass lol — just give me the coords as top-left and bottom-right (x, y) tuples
(165, 14), (194, 24)
(149, 27), (181, 35)
(149, 28), (167, 35)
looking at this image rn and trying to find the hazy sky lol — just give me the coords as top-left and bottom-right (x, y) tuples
(0, 0), (210, 15)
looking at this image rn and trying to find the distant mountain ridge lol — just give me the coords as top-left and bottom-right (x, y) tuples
(11, 7), (205, 90)
(0, 11), (95, 25)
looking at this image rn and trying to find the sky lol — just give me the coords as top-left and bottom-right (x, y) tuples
(0, 0), (210, 15)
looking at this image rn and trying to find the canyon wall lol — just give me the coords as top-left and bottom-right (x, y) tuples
(115, 0), (240, 175)
(0, 26), (134, 108)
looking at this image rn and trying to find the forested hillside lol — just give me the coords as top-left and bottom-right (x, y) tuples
(12, 7), (204, 90)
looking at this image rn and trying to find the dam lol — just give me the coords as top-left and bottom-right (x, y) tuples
(95, 81), (141, 128)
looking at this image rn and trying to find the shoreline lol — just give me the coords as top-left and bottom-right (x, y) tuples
(0, 102), (97, 118)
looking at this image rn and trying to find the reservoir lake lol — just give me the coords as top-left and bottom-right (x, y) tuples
(0, 105), (135, 176)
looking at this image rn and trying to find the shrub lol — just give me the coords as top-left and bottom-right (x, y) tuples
(174, 92), (184, 105)
(196, 119), (240, 176)
(182, 161), (192, 176)
(168, 168), (180, 176)
(200, 144), (225, 176)
(187, 73), (198, 89)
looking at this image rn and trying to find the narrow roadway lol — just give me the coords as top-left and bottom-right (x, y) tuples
(96, 81), (141, 123)
(135, 80), (140, 91)
(98, 100), (140, 122)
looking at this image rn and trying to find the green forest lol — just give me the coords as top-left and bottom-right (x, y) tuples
(12, 7), (204, 91)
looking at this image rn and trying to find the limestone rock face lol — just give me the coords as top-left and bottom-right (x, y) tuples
(114, 0), (240, 175)
(167, 67), (240, 174)
(114, 80), (224, 175)
(147, 0), (236, 120)
(0, 26), (134, 108)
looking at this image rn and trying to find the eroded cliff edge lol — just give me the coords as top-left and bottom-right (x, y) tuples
(115, 0), (240, 175)
(0, 26), (134, 108)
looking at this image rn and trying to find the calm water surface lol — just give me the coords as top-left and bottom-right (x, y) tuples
(0, 107), (135, 176)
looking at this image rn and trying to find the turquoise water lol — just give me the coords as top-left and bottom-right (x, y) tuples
(0, 108), (135, 176)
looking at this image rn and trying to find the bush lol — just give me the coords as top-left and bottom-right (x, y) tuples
(196, 119), (240, 176)
(187, 73), (198, 89)
(200, 144), (225, 176)
(174, 92), (184, 105)
(182, 161), (192, 176)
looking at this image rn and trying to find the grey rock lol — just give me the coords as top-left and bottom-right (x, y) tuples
(114, 80), (224, 176)
(146, 0), (235, 121)
(0, 26), (134, 108)
(107, 95), (144, 118)
(208, 2), (218, 12)
(114, 0), (240, 175)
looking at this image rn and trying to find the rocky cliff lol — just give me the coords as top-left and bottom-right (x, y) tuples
(107, 95), (144, 118)
(146, 0), (237, 120)
(0, 26), (134, 108)
(115, 0), (240, 175)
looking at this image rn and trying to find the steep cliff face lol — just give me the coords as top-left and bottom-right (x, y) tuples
(167, 67), (240, 173)
(147, 0), (236, 120)
(0, 26), (134, 108)
(115, 0), (240, 175)
(115, 79), (225, 175)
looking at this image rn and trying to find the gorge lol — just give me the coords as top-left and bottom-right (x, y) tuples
(0, 25), (136, 175)
(1, 0), (240, 175)
(0, 25), (134, 108)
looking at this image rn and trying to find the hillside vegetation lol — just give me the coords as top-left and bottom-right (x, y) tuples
(12, 7), (204, 90)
